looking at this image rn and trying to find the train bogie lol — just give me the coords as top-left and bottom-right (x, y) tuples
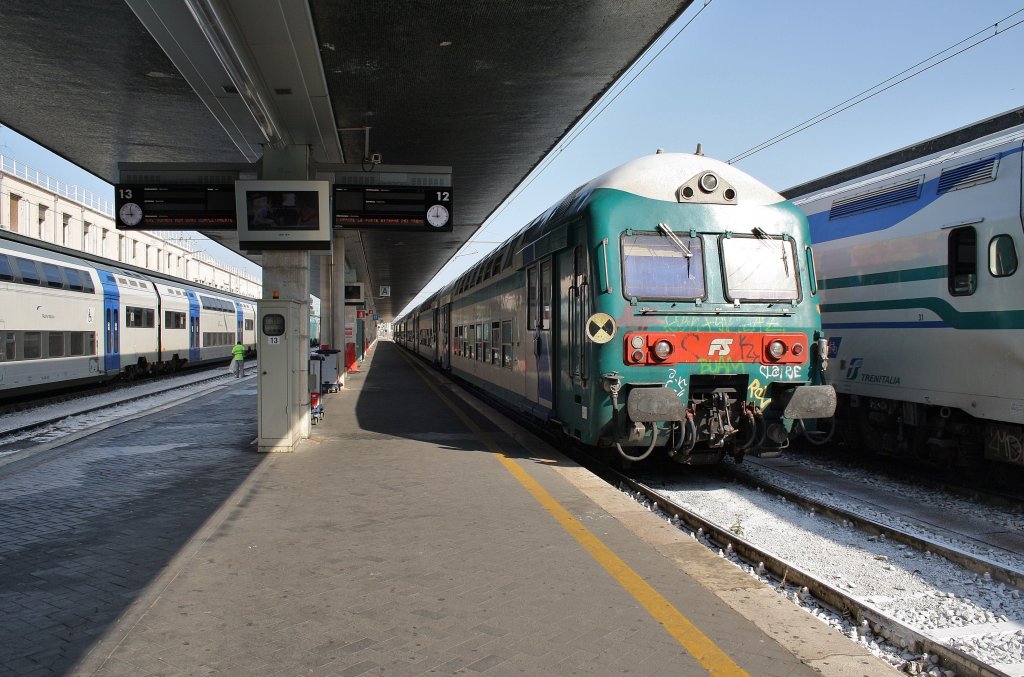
(399, 153), (835, 464)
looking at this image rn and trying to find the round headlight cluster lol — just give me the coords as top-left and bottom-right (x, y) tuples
(631, 349), (645, 363)
(630, 335), (645, 350)
(791, 343), (804, 356)
(652, 339), (673, 360)
(767, 339), (787, 360)
(699, 172), (719, 193)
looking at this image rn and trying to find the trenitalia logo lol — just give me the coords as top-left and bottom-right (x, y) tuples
(708, 338), (733, 356)
(846, 358), (863, 380)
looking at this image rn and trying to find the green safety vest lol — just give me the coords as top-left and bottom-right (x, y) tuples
(232, 344), (246, 360)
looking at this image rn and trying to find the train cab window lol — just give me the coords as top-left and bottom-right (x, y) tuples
(15, 257), (41, 285)
(0, 255), (13, 281)
(42, 263), (64, 288)
(989, 235), (1018, 278)
(721, 235), (799, 302)
(623, 233), (705, 300)
(948, 227), (977, 296)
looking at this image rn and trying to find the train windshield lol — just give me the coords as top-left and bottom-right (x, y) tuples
(720, 235), (799, 302)
(622, 234), (704, 299)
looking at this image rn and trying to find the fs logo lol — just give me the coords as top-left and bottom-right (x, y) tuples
(708, 338), (733, 356)
(846, 357), (863, 380)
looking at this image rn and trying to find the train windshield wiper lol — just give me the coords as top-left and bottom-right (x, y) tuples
(753, 226), (788, 276)
(657, 223), (692, 257)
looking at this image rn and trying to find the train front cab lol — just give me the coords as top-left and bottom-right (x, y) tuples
(549, 202), (835, 464)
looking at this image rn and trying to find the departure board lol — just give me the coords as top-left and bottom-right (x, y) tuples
(333, 185), (453, 232)
(115, 184), (237, 230)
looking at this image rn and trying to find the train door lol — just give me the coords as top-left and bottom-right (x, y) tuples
(98, 271), (120, 373)
(525, 258), (554, 414)
(439, 303), (451, 371)
(564, 244), (591, 432)
(187, 292), (200, 363)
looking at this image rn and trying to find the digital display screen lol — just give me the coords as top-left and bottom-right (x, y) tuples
(245, 190), (320, 230)
(333, 185), (453, 232)
(114, 184), (237, 230)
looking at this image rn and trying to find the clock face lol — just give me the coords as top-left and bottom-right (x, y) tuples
(426, 204), (449, 228)
(119, 202), (143, 227)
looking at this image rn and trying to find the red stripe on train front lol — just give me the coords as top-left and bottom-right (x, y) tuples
(622, 332), (807, 366)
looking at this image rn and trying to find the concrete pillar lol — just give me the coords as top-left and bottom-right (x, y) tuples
(331, 232), (347, 386)
(257, 146), (313, 450)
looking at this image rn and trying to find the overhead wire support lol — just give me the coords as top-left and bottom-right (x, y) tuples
(728, 7), (1024, 165)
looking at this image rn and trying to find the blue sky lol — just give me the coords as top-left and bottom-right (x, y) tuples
(2, 1), (1022, 307)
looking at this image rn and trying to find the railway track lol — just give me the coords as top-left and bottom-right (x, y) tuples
(621, 465), (1024, 677)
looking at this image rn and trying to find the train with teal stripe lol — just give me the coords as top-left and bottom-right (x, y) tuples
(785, 106), (1024, 469)
(395, 151), (835, 464)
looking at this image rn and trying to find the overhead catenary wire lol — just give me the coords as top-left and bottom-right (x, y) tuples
(727, 8), (1024, 165)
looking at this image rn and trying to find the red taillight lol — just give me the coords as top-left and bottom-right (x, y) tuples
(310, 392), (320, 408)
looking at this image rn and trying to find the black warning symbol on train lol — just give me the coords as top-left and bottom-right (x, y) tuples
(587, 313), (616, 344)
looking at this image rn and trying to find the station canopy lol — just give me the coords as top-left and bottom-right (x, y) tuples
(0, 0), (692, 319)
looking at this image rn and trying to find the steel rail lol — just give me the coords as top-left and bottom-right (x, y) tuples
(615, 470), (1012, 677)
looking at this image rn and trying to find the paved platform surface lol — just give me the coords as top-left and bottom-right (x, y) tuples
(0, 342), (896, 676)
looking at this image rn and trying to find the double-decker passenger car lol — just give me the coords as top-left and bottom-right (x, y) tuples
(786, 107), (1024, 469)
(397, 152), (835, 463)
(0, 230), (258, 399)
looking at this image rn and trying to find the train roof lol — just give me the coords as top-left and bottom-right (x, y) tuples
(783, 105), (1024, 200)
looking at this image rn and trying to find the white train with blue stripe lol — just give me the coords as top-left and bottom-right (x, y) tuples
(785, 107), (1024, 469)
(0, 230), (257, 399)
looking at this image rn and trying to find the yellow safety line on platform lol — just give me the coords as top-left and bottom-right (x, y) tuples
(401, 352), (748, 677)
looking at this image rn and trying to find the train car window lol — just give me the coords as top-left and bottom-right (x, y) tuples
(0, 255), (14, 281)
(721, 235), (799, 302)
(466, 325), (475, 359)
(541, 260), (552, 329)
(948, 227), (977, 296)
(41, 263), (63, 289)
(1, 332), (14, 361)
(65, 268), (83, 291)
(144, 309), (155, 328)
(48, 332), (65, 357)
(479, 322), (487, 362)
(88, 332), (96, 355)
(622, 234), (705, 300)
(491, 322), (500, 364)
(805, 247), (818, 295)
(83, 273), (95, 294)
(69, 332), (84, 356)
(989, 235), (1018, 277)
(15, 257), (41, 285)
(24, 332), (41, 359)
(527, 266), (538, 329)
(501, 320), (513, 368)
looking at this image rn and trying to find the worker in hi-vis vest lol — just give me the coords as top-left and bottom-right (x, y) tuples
(231, 340), (246, 378)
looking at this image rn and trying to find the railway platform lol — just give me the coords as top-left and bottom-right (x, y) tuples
(1, 343), (896, 676)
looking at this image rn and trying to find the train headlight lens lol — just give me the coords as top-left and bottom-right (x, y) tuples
(630, 335), (645, 350)
(699, 172), (719, 193)
(791, 343), (804, 356)
(631, 349), (645, 363)
(653, 340), (672, 360)
(767, 340), (787, 359)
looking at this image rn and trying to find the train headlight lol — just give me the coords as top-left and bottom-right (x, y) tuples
(791, 343), (804, 356)
(630, 335), (645, 350)
(767, 339), (787, 360)
(631, 349), (646, 363)
(699, 172), (719, 193)
(653, 339), (673, 360)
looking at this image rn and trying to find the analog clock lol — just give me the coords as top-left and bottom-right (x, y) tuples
(119, 202), (143, 227)
(426, 204), (449, 228)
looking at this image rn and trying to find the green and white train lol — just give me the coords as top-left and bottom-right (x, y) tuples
(397, 151), (835, 464)
(786, 107), (1024, 469)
